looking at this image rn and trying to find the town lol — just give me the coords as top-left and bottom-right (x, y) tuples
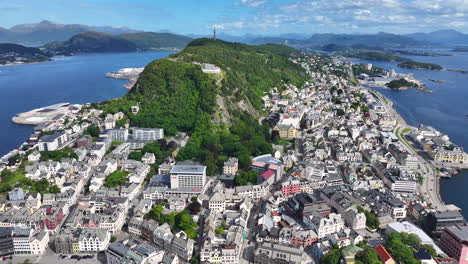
(0, 51), (467, 264)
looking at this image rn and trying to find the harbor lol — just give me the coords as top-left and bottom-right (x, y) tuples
(11, 102), (82, 125)
(106, 67), (144, 89)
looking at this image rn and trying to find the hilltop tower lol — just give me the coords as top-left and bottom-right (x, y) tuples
(213, 26), (216, 40)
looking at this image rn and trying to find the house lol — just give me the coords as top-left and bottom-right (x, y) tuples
(8, 188), (25, 201)
(27, 151), (41, 162)
(341, 245), (363, 264)
(223, 157), (238, 176)
(375, 244), (395, 264)
(142, 153), (156, 165)
(254, 242), (305, 264)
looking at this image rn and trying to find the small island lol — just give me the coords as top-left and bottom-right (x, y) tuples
(386, 78), (432, 93)
(398, 61), (443, 70)
(386, 78), (419, 90)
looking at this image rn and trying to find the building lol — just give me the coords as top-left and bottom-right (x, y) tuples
(375, 244), (395, 264)
(106, 242), (129, 264)
(440, 226), (468, 264)
(423, 211), (466, 238)
(133, 128), (164, 141)
(108, 129), (129, 142)
(8, 188), (25, 201)
(30, 231), (49, 255)
(0, 228), (13, 258)
(341, 245), (363, 264)
(170, 164), (207, 190)
(254, 242), (305, 264)
(12, 227), (33, 255)
(38, 132), (68, 151)
(201, 63), (221, 74)
(79, 229), (111, 253)
(55, 232), (79, 255)
(223, 157), (239, 176)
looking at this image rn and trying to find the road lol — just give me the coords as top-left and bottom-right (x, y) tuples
(372, 89), (447, 211)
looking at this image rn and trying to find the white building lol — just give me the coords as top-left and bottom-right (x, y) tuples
(108, 129), (129, 142)
(38, 132), (68, 151)
(79, 229), (111, 253)
(304, 213), (344, 239)
(133, 128), (164, 141)
(223, 157), (238, 176)
(170, 164), (207, 190)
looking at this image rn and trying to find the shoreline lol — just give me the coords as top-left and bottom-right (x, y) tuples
(369, 87), (452, 210)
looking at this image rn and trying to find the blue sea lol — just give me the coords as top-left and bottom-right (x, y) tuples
(0, 51), (174, 155)
(345, 49), (468, 216)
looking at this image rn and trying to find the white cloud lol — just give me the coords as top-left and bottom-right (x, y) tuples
(237, 0), (268, 7)
(217, 0), (468, 33)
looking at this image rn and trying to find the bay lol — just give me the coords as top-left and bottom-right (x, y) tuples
(0, 50), (174, 156)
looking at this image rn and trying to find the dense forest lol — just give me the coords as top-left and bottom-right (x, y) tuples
(99, 38), (308, 175)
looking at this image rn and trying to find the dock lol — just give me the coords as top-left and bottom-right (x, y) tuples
(11, 102), (81, 125)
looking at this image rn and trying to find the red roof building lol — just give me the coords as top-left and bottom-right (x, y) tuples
(375, 244), (395, 264)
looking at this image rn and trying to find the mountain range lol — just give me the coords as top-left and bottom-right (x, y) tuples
(0, 20), (142, 45)
(44, 31), (193, 54)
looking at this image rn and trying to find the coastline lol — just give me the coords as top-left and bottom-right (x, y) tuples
(0, 59), (52, 67)
(368, 87), (451, 210)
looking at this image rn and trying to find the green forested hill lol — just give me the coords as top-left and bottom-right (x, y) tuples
(100, 38), (308, 175)
(118, 32), (193, 50)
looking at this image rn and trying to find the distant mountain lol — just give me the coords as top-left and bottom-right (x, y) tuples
(407, 30), (468, 45)
(0, 20), (142, 45)
(44, 31), (140, 54)
(44, 31), (193, 55)
(252, 32), (421, 49)
(0, 43), (51, 65)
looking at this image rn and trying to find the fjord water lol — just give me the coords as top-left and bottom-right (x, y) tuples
(0, 50), (174, 156)
(348, 49), (468, 216)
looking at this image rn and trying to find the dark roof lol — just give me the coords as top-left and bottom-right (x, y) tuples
(414, 250), (432, 260)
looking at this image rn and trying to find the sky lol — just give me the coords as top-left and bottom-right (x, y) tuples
(0, 0), (467, 35)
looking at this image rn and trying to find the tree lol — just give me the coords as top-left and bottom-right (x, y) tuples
(356, 247), (382, 264)
(187, 200), (201, 215)
(104, 170), (129, 188)
(48, 185), (60, 194)
(235, 170), (258, 186)
(84, 124), (100, 138)
(322, 249), (341, 264)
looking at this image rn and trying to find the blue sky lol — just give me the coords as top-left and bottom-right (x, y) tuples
(0, 0), (467, 35)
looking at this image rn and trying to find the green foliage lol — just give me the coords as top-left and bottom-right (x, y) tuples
(0, 170), (26, 192)
(235, 170), (259, 186)
(385, 233), (424, 264)
(356, 247), (382, 264)
(18, 178), (60, 194)
(187, 200), (201, 215)
(386, 78), (419, 90)
(118, 32), (192, 49)
(398, 61), (443, 70)
(104, 170), (129, 188)
(322, 249), (341, 264)
(340, 50), (407, 62)
(352, 64), (387, 77)
(100, 39), (302, 174)
(357, 206), (380, 230)
(215, 227), (224, 235)
(40, 147), (78, 161)
(421, 244), (437, 258)
(84, 124), (101, 138)
(146, 203), (199, 239)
